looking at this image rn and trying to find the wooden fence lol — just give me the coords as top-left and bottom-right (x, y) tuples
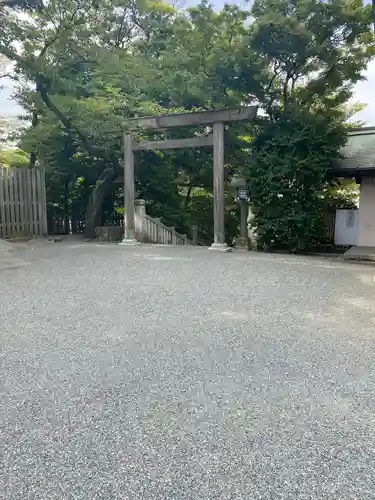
(0, 167), (47, 239)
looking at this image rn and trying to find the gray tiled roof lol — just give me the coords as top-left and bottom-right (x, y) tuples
(334, 128), (375, 173)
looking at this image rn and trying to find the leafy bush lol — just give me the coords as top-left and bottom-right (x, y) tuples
(248, 110), (347, 252)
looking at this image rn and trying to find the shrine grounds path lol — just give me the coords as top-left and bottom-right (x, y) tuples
(1, 240), (375, 499)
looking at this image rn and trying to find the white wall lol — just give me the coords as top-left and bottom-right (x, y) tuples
(334, 209), (359, 246)
(358, 177), (375, 247)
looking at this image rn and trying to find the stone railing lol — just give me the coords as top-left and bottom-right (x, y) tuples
(141, 214), (192, 245)
(134, 200), (192, 245)
(96, 199), (205, 245)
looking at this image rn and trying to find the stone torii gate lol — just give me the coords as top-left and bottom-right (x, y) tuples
(121, 106), (257, 251)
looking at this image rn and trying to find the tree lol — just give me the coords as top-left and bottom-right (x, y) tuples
(242, 0), (374, 251)
(0, 0), (42, 34)
(0, 0), (177, 235)
(247, 109), (347, 252)
(248, 0), (375, 117)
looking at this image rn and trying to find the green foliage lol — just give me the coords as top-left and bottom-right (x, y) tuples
(0, 0), (373, 245)
(248, 110), (347, 252)
(321, 178), (359, 210)
(249, 0), (375, 117)
(243, 0), (374, 251)
(0, 148), (29, 167)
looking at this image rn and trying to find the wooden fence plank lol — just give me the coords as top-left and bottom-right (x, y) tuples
(13, 169), (20, 235)
(40, 168), (48, 236)
(13, 169), (19, 235)
(21, 169), (26, 236)
(30, 169), (36, 236)
(4, 170), (10, 237)
(31, 169), (38, 236)
(9, 169), (16, 235)
(33, 169), (39, 236)
(22, 169), (28, 235)
(9, 169), (16, 237)
(16, 170), (23, 235)
(8, 171), (13, 237)
(0, 167), (47, 240)
(17, 169), (25, 235)
(5, 169), (11, 237)
(30, 170), (35, 235)
(35, 169), (41, 237)
(0, 168), (5, 239)
(21, 168), (29, 237)
(3, 169), (10, 238)
(18, 170), (24, 235)
(25, 169), (33, 236)
(22, 170), (28, 235)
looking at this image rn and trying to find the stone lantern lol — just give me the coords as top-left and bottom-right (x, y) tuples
(230, 175), (250, 251)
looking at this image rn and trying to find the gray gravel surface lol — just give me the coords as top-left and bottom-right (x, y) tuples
(0, 239), (29, 271)
(1, 241), (375, 499)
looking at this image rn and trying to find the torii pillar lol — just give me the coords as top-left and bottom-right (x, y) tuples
(211, 121), (226, 250)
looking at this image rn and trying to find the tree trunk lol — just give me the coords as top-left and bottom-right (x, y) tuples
(84, 167), (117, 239)
(28, 110), (38, 169)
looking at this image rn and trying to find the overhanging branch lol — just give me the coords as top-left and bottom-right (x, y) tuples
(36, 81), (116, 165)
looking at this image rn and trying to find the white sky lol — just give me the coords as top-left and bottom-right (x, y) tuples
(1, 0), (374, 124)
(351, 60), (375, 125)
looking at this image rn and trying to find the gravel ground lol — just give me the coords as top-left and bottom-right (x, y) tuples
(1, 240), (375, 499)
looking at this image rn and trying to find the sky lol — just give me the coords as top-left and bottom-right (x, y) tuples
(0, 0), (375, 125)
(351, 60), (375, 124)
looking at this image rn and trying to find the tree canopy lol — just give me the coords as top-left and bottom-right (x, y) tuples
(0, 0), (373, 245)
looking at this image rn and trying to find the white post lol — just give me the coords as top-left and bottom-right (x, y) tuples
(357, 176), (375, 247)
(154, 218), (161, 243)
(134, 199), (146, 217)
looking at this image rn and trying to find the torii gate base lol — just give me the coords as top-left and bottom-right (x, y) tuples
(120, 107), (257, 250)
